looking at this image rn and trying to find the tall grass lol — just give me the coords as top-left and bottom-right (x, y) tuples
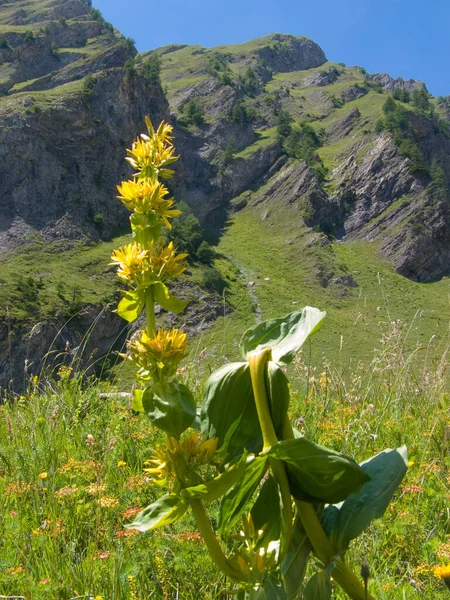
(0, 315), (449, 598)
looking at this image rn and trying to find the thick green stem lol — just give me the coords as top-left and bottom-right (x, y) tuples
(145, 286), (156, 336)
(283, 405), (374, 599)
(295, 499), (375, 600)
(248, 348), (293, 556)
(189, 498), (246, 583)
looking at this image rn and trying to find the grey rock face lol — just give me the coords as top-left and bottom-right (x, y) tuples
(0, 70), (168, 252)
(254, 34), (327, 73)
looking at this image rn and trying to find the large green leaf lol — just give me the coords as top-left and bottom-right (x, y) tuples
(243, 577), (288, 600)
(153, 281), (189, 314)
(304, 565), (334, 600)
(239, 307), (326, 365)
(117, 288), (145, 322)
(251, 474), (281, 548)
(282, 516), (312, 600)
(265, 361), (290, 440)
(127, 493), (188, 532)
(143, 381), (196, 437)
(218, 456), (268, 537)
(201, 362), (262, 458)
(268, 438), (370, 504)
(181, 453), (248, 502)
(321, 447), (408, 553)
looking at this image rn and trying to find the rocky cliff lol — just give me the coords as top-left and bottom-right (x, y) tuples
(1, 1), (449, 391)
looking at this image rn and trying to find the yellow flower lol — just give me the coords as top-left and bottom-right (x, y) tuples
(117, 179), (181, 227)
(111, 241), (187, 287)
(39, 472), (48, 480)
(111, 243), (148, 285)
(144, 434), (219, 485)
(126, 328), (187, 380)
(434, 564), (450, 589)
(117, 460), (127, 468)
(146, 241), (187, 282)
(126, 118), (179, 180)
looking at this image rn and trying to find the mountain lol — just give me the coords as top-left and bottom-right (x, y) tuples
(0, 1), (449, 391)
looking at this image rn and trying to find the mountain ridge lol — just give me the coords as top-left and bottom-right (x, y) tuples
(0, 0), (449, 391)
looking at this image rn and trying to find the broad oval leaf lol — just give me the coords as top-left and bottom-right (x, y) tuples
(304, 566), (333, 600)
(268, 438), (370, 504)
(181, 453), (248, 502)
(218, 455), (268, 537)
(201, 362), (262, 458)
(251, 474), (281, 548)
(143, 381), (196, 437)
(240, 307), (326, 365)
(117, 288), (145, 322)
(246, 576), (288, 600)
(321, 446), (408, 553)
(281, 516), (312, 600)
(127, 493), (188, 532)
(153, 281), (189, 314)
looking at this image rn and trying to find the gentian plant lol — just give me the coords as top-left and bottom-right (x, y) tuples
(111, 118), (408, 599)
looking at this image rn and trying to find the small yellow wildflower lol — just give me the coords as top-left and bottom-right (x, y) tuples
(97, 496), (120, 509)
(125, 327), (187, 380)
(39, 472), (48, 480)
(117, 460), (127, 468)
(434, 564), (450, 589)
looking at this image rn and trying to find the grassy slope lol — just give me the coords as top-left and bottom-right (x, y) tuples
(198, 205), (450, 379)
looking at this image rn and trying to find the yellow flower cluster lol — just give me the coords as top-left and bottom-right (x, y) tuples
(126, 117), (178, 180)
(144, 434), (218, 486)
(117, 179), (181, 227)
(125, 328), (188, 380)
(111, 241), (187, 287)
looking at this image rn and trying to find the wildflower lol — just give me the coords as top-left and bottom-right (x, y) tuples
(126, 118), (178, 180)
(111, 241), (187, 287)
(434, 564), (450, 589)
(117, 179), (181, 227)
(123, 506), (143, 519)
(115, 529), (139, 538)
(55, 485), (79, 499)
(39, 472), (48, 480)
(39, 578), (51, 585)
(85, 483), (107, 496)
(111, 243), (148, 285)
(93, 552), (110, 561)
(96, 495), (120, 509)
(86, 433), (95, 447)
(117, 460), (127, 468)
(144, 434), (218, 484)
(7, 565), (24, 575)
(125, 327), (188, 381)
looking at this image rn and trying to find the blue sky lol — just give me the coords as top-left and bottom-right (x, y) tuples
(93, 0), (450, 97)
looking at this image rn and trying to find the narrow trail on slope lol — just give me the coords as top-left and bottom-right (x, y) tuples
(224, 254), (262, 324)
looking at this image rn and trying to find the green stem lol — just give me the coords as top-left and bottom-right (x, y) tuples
(283, 410), (374, 599)
(248, 348), (293, 556)
(189, 498), (246, 583)
(145, 286), (156, 336)
(295, 498), (375, 600)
